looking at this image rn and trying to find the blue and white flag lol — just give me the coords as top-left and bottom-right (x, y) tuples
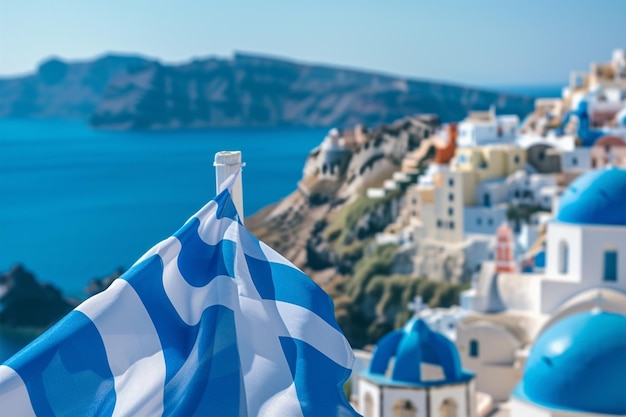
(0, 172), (358, 417)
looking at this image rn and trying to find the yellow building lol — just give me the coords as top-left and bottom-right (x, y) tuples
(419, 145), (526, 244)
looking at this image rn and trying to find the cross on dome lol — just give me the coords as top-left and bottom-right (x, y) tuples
(408, 295), (424, 317)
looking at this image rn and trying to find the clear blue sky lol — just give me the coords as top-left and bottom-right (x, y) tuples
(0, 0), (624, 86)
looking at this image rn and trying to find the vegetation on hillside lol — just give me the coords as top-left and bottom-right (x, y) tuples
(324, 243), (469, 348)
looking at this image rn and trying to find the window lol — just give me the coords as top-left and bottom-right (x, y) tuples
(440, 398), (458, 417)
(393, 400), (417, 417)
(560, 241), (569, 274)
(449, 221), (455, 230)
(514, 155), (520, 164)
(604, 249), (618, 282)
(477, 218), (482, 226)
(469, 339), (479, 358)
(448, 207), (454, 216)
(487, 218), (493, 226)
(448, 193), (454, 202)
(437, 220), (443, 228)
(572, 157), (578, 166)
(483, 194), (491, 207)
(448, 178), (454, 187)
(514, 190), (520, 198)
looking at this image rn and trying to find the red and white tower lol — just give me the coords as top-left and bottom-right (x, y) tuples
(495, 223), (516, 273)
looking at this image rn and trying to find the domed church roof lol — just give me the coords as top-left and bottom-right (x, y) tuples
(363, 318), (473, 386)
(556, 167), (626, 226)
(514, 310), (626, 415)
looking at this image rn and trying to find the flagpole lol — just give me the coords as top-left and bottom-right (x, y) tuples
(214, 151), (245, 223)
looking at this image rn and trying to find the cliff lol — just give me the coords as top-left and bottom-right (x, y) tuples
(247, 116), (468, 347)
(0, 265), (77, 329)
(0, 54), (150, 119)
(0, 52), (534, 129)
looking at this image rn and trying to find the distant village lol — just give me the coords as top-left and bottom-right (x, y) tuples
(298, 50), (626, 417)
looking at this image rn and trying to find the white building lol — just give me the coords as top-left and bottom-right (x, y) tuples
(357, 316), (476, 417)
(457, 107), (519, 148)
(304, 128), (352, 179)
(457, 166), (626, 403)
(504, 170), (558, 210)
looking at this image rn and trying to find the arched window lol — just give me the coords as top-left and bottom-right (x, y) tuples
(469, 339), (479, 358)
(604, 248), (618, 282)
(364, 393), (374, 417)
(559, 241), (569, 274)
(393, 399), (417, 417)
(439, 398), (458, 417)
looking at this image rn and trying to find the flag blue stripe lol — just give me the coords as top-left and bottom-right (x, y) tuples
(214, 189), (241, 222)
(164, 305), (245, 417)
(245, 253), (342, 332)
(174, 217), (237, 286)
(121, 255), (201, 385)
(280, 337), (355, 417)
(6, 311), (115, 417)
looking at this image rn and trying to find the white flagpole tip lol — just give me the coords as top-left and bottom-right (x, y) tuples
(214, 151), (245, 223)
(213, 151), (247, 167)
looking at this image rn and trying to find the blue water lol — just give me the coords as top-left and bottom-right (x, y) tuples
(0, 120), (325, 360)
(489, 84), (563, 98)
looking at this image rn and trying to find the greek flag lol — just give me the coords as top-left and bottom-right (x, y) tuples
(0, 172), (358, 417)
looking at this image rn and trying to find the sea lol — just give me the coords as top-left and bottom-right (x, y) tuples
(0, 119), (327, 360)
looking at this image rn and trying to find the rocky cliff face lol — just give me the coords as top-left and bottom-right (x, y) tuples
(246, 116), (470, 347)
(0, 55), (150, 119)
(248, 116), (437, 274)
(0, 52), (534, 129)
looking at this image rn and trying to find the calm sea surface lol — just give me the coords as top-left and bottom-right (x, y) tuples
(0, 119), (326, 360)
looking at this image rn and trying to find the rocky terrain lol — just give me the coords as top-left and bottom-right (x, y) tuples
(247, 116), (468, 347)
(0, 265), (78, 329)
(84, 268), (125, 296)
(0, 265), (126, 331)
(0, 55), (149, 120)
(0, 52), (534, 129)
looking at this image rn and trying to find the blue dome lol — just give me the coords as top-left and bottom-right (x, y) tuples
(514, 311), (626, 415)
(556, 167), (626, 226)
(363, 318), (473, 386)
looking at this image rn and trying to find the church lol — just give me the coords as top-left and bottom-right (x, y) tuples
(458, 166), (626, 414)
(358, 316), (476, 417)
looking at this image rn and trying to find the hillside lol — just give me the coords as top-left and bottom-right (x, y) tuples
(247, 116), (468, 347)
(0, 52), (534, 129)
(0, 55), (150, 119)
